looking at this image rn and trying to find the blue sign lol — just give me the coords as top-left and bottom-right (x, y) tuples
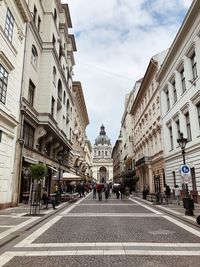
(180, 164), (191, 179)
(181, 165), (190, 174)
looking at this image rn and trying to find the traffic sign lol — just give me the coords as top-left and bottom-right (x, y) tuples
(180, 164), (191, 184)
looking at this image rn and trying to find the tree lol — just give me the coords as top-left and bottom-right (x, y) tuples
(30, 163), (47, 180)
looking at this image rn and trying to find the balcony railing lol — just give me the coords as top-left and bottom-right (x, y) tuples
(135, 156), (152, 167)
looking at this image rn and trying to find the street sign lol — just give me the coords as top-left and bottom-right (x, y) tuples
(180, 164), (191, 184)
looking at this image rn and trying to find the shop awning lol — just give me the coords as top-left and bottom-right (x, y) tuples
(62, 172), (81, 181)
(24, 156), (38, 164)
(47, 165), (57, 172)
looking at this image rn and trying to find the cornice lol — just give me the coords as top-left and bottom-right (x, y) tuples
(157, 0), (200, 83)
(15, 0), (32, 22)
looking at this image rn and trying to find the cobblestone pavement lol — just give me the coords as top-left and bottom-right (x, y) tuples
(1, 193), (200, 267)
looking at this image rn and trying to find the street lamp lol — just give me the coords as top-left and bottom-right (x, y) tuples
(57, 153), (63, 205)
(177, 132), (194, 216)
(154, 175), (160, 204)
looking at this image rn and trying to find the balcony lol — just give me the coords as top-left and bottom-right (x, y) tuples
(135, 156), (152, 167)
(122, 169), (136, 178)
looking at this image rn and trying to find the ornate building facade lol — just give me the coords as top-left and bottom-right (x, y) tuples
(0, 0), (31, 208)
(92, 125), (113, 183)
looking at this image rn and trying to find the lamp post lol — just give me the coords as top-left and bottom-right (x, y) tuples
(177, 132), (194, 216)
(154, 175), (160, 204)
(57, 153), (63, 205)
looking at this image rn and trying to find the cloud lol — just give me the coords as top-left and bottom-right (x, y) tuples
(62, 0), (192, 145)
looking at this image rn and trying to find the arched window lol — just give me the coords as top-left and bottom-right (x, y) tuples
(66, 99), (70, 111)
(63, 91), (66, 104)
(58, 79), (62, 101)
(53, 66), (56, 84)
(31, 45), (38, 68)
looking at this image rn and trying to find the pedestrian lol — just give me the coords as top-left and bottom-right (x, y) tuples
(42, 191), (56, 209)
(174, 185), (180, 205)
(120, 184), (125, 199)
(96, 183), (103, 201)
(93, 184), (97, 199)
(104, 183), (110, 200)
(125, 186), (129, 198)
(165, 185), (172, 204)
(116, 185), (120, 199)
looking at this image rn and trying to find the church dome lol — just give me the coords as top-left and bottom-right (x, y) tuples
(95, 124), (111, 145)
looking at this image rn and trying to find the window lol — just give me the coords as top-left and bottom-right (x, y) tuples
(52, 34), (56, 46)
(98, 151), (100, 156)
(31, 45), (38, 68)
(175, 120), (180, 138)
(5, 8), (14, 42)
(0, 130), (2, 142)
(28, 80), (35, 106)
(166, 89), (170, 111)
(190, 51), (197, 80)
(185, 112), (192, 141)
(172, 171), (176, 187)
(37, 16), (41, 32)
(172, 80), (177, 103)
(63, 91), (66, 105)
(105, 151), (107, 156)
(54, 9), (57, 23)
(23, 122), (34, 148)
(169, 126), (174, 150)
(197, 103), (200, 129)
(51, 97), (55, 116)
(58, 79), (62, 101)
(33, 5), (37, 24)
(53, 66), (56, 84)
(0, 64), (8, 104)
(180, 68), (186, 93)
(191, 167), (197, 191)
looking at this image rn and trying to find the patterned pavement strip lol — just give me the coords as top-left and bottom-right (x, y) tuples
(1, 193), (200, 266)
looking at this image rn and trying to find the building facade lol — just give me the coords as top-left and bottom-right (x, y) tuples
(92, 125), (113, 183)
(158, 0), (200, 202)
(7, 0), (91, 206)
(0, 0), (31, 208)
(130, 51), (167, 194)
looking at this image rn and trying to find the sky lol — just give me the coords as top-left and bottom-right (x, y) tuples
(62, 0), (193, 146)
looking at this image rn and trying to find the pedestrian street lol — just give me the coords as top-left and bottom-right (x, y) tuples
(1, 193), (200, 267)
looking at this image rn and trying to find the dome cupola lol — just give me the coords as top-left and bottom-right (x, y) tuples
(95, 124), (111, 145)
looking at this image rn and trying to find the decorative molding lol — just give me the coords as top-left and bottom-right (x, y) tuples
(190, 91), (200, 105)
(180, 102), (189, 114)
(17, 27), (25, 42)
(172, 111), (180, 122)
(0, 51), (14, 71)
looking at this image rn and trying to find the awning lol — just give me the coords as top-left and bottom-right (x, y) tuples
(47, 165), (57, 172)
(62, 172), (81, 181)
(24, 156), (38, 164)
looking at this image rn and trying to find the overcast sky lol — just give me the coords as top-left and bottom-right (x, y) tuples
(62, 0), (192, 146)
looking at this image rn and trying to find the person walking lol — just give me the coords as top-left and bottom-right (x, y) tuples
(165, 185), (172, 204)
(104, 183), (110, 200)
(96, 183), (103, 201)
(174, 185), (180, 205)
(92, 184), (97, 199)
(120, 184), (125, 199)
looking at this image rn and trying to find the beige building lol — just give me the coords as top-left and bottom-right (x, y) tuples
(92, 125), (113, 183)
(10, 0), (90, 206)
(130, 51), (167, 194)
(158, 0), (200, 202)
(112, 133), (122, 183)
(0, 0), (31, 208)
